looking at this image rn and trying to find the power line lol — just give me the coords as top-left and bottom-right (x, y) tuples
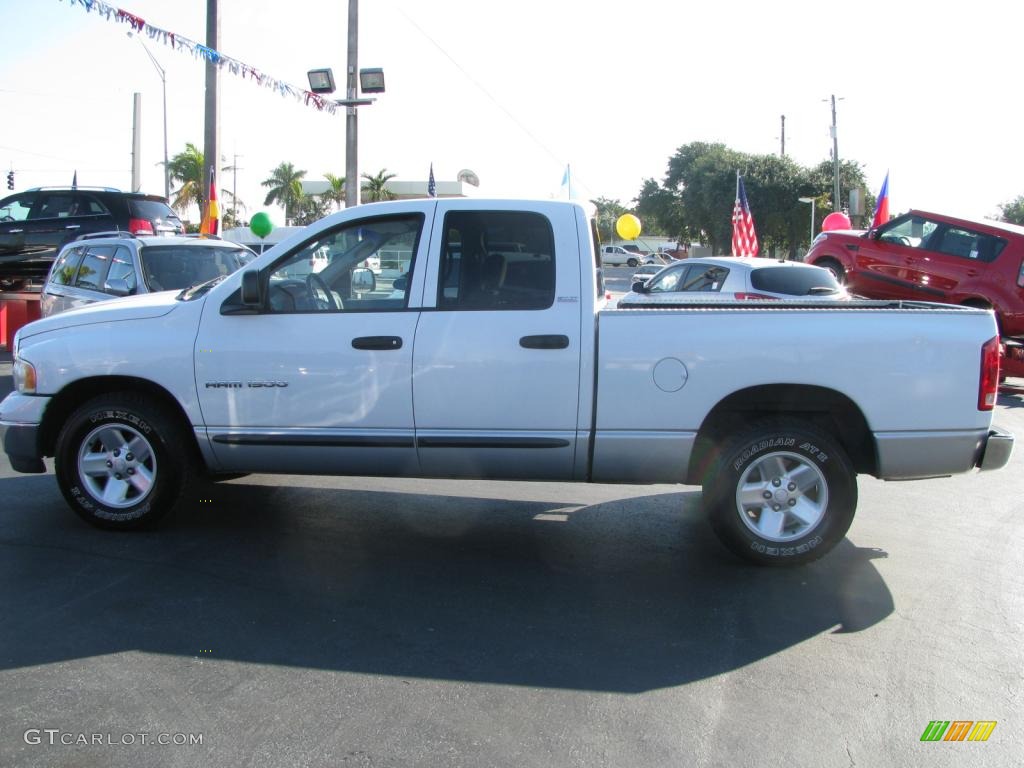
(394, 6), (597, 199)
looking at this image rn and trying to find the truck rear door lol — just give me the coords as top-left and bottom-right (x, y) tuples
(412, 202), (583, 479)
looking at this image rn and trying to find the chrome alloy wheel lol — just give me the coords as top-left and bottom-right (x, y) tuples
(734, 451), (828, 543)
(77, 424), (157, 508)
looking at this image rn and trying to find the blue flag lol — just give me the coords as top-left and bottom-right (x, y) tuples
(428, 164), (436, 198)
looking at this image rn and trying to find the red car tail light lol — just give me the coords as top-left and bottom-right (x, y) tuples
(733, 292), (780, 300)
(1017, 259), (1024, 287)
(979, 336), (1000, 410)
(128, 218), (155, 235)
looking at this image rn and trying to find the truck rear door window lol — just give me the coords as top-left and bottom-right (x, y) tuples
(438, 211), (555, 310)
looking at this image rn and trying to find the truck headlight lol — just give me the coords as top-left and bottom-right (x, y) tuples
(13, 358), (37, 394)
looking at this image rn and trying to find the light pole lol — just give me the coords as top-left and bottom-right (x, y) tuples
(308, 0), (384, 209)
(824, 94), (844, 212)
(798, 196), (816, 251)
(129, 33), (169, 199)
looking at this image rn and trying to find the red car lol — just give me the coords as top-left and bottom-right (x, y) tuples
(806, 209), (1024, 337)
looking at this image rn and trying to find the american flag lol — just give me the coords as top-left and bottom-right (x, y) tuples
(427, 163), (436, 198)
(731, 176), (759, 257)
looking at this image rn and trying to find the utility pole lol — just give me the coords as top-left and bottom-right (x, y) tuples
(228, 153), (243, 225)
(780, 114), (785, 157)
(203, 0), (220, 211)
(131, 92), (142, 192)
(345, 0), (359, 207)
(830, 94), (840, 212)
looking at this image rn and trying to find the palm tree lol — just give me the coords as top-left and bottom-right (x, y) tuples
(323, 173), (346, 210)
(262, 162), (307, 224)
(166, 143), (205, 215)
(361, 169), (397, 202)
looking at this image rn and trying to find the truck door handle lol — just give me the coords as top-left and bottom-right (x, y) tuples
(520, 334), (569, 349)
(352, 335), (403, 350)
(8, 228), (23, 233)
(65, 224), (81, 230)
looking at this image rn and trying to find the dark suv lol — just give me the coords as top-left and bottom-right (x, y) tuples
(806, 209), (1024, 338)
(0, 187), (184, 290)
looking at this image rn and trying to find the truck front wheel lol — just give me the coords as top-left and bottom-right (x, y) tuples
(55, 392), (193, 530)
(702, 420), (857, 566)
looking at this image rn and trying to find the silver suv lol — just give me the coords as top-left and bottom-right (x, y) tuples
(41, 232), (255, 317)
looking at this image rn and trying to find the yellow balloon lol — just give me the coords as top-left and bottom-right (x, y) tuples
(615, 213), (642, 241)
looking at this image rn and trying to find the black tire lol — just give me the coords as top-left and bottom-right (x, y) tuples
(627, 258), (639, 267)
(702, 419), (857, 566)
(814, 257), (845, 285)
(55, 392), (194, 530)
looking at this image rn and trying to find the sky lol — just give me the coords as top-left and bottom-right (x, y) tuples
(2, 0), (1023, 228)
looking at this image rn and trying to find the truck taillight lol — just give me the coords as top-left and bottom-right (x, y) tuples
(733, 293), (779, 300)
(128, 218), (154, 235)
(979, 336), (1000, 410)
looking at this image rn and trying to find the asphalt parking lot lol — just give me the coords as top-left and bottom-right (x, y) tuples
(1, 310), (1022, 767)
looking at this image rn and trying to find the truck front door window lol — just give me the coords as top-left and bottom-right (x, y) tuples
(265, 213), (423, 313)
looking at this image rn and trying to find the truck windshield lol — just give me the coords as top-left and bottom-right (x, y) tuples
(142, 244), (254, 294)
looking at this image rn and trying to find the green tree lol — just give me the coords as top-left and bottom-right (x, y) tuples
(262, 162), (307, 224)
(635, 178), (686, 243)
(360, 169), (397, 202)
(998, 195), (1024, 226)
(590, 197), (629, 243)
(808, 159), (876, 227)
(645, 142), (876, 256)
(292, 194), (332, 226)
(220, 189), (246, 229)
(323, 173), (346, 210)
(166, 142), (205, 215)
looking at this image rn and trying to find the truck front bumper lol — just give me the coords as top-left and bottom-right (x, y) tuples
(0, 391), (50, 474)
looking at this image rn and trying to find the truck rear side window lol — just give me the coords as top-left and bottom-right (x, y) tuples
(438, 211), (555, 310)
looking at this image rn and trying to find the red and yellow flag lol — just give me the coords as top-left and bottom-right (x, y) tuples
(199, 167), (220, 236)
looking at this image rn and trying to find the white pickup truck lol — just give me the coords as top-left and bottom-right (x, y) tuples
(0, 199), (1013, 565)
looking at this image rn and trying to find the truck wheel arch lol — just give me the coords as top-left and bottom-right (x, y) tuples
(687, 384), (875, 486)
(38, 376), (202, 467)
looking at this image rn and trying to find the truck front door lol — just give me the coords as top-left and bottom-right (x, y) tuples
(195, 210), (430, 476)
(412, 204), (583, 480)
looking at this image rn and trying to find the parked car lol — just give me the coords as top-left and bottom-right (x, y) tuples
(640, 253), (671, 266)
(629, 263), (667, 285)
(0, 186), (184, 291)
(618, 256), (848, 307)
(40, 233), (255, 317)
(805, 210), (1024, 337)
(600, 244), (642, 267)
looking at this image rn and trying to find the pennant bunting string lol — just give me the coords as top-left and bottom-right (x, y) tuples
(58, 0), (340, 115)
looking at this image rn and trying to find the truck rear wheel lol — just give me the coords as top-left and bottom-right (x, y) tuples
(702, 420), (857, 566)
(55, 392), (193, 530)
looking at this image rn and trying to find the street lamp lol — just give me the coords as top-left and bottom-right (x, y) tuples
(129, 33), (170, 200)
(307, 66), (383, 208)
(798, 196), (816, 251)
(307, 1), (385, 208)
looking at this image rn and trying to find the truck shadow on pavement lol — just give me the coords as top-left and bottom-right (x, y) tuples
(0, 474), (893, 693)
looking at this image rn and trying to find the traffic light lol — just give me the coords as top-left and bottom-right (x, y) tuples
(6, 170), (12, 190)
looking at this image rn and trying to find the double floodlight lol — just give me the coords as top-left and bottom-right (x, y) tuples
(307, 67), (385, 98)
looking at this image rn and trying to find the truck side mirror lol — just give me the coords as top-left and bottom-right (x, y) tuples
(103, 277), (133, 297)
(632, 281), (647, 293)
(240, 269), (262, 306)
(351, 267), (376, 293)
